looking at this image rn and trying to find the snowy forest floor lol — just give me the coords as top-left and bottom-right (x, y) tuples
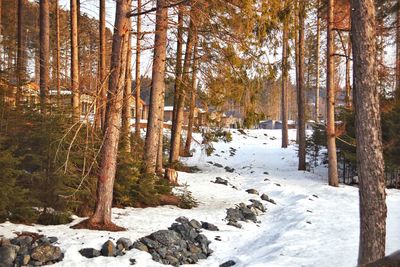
(1, 129), (399, 267)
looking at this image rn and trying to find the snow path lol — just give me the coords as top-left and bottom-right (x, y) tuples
(0, 129), (399, 267)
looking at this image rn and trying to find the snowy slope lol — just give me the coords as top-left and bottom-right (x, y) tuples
(0, 129), (399, 267)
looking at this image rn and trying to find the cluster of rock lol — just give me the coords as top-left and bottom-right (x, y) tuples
(0, 234), (63, 267)
(132, 217), (214, 266)
(79, 237), (133, 259)
(225, 200), (265, 229)
(224, 187), (277, 229)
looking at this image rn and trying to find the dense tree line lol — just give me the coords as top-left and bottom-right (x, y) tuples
(0, 0), (399, 264)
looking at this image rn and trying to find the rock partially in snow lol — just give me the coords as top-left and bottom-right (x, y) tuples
(224, 166), (235, 173)
(0, 245), (18, 266)
(201, 222), (219, 231)
(214, 177), (228, 185)
(31, 244), (63, 263)
(79, 248), (101, 258)
(261, 193), (277, 205)
(245, 189), (259, 195)
(220, 260), (236, 267)
(101, 240), (116, 257)
(116, 237), (133, 251)
(132, 219), (213, 265)
(249, 199), (266, 212)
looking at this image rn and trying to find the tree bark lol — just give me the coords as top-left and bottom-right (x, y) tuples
(315, 0), (321, 122)
(89, 0), (131, 228)
(134, 0), (142, 136)
(170, 7), (195, 164)
(396, 0), (400, 101)
(297, 0), (306, 170)
(16, 0), (23, 106)
(56, 0), (61, 103)
(156, 120), (164, 174)
(143, 0), (168, 175)
(281, 2), (289, 149)
(172, 6), (184, 126)
(71, 0), (80, 121)
(97, 0), (107, 130)
(345, 36), (352, 109)
(122, 23), (132, 153)
(39, 0), (50, 113)
(327, 0), (339, 186)
(184, 33), (199, 155)
(350, 0), (387, 264)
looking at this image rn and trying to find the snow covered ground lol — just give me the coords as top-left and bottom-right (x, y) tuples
(1, 129), (399, 267)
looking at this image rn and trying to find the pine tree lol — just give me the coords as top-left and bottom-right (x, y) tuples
(326, 0), (339, 186)
(39, 0), (50, 113)
(350, 0), (387, 263)
(86, 0), (132, 230)
(143, 0), (168, 175)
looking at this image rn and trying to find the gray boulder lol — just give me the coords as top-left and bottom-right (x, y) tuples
(220, 260), (236, 267)
(201, 222), (219, 231)
(79, 248), (101, 258)
(116, 238), (133, 251)
(245, 189), (259, 195)
(261, 193), (276, 205)
(0, 245), (18, 267)
(214, 177), (228, 185)
(249, 199), (266, 212)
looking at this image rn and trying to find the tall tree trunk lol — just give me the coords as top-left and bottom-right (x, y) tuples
(327, 0), (339, 186)
(294, 0), (300, 144)
(170, 7), (195, 164)
(0, 0), (2, 73)
(35, 48), (40, 84)
(143, 0), (168, 175)
(345, 36), (352, 109)
(396, 0), (400, 101)
(171, 6), (184, 131)
(184, 34), (199, 155)
(297, 0), (306, 170)
(350, 0), (387, 264)
(315, 0), (321, 122)
(134, 0), (142, 136)
(122, 26), (132, 153)
(39, 0), (50, 113)
(71, 0), (80, 121)
(97, 0), (107, 130)
(89, 0), (131, 228)
(281, 3), (289, 149)
(56, 0), (61, 103)
(16, 0), (23, 106)
(156, 120), (164, 174)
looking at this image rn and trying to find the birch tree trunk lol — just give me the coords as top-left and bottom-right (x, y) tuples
(281, 2), (289, 149)
(39, 0), (50, 113)
(327, 0), (339, 186)
(350, 0), (387, 263)
(89, 0), (131, 229)
(134, 0), (142, 136)
(297, 0), (306, 170)
(71, 0), (80, 121)
(143, 0), (168, 175)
